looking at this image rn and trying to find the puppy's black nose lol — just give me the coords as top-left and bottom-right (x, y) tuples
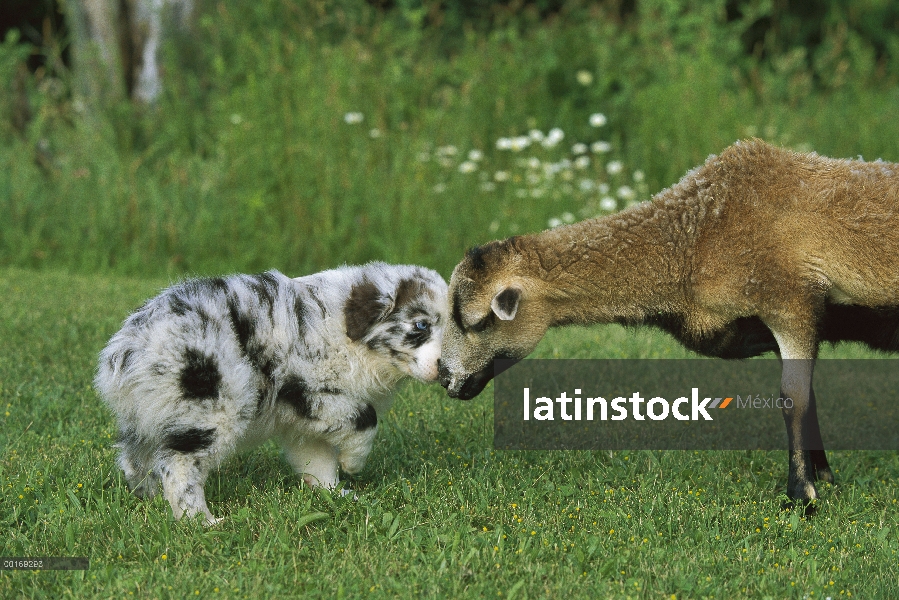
(437, 359), (451, 389)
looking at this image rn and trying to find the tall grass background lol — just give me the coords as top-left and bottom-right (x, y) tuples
(2, 0), (899, 279)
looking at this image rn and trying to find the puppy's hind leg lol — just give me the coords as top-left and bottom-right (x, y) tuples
(156, 451), (221, 525)
(155, 427), (222, 525)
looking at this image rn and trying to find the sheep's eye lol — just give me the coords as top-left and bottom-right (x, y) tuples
(414, 321), (430, 331)
(470, 313), (494, 333)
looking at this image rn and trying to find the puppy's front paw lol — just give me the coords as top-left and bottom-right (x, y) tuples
(339, 487), (359, 501)
(338, 454), (367, 475)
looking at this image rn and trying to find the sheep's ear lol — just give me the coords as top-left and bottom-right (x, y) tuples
(345, 279), (394, 341)
(491, 287), (521, 321)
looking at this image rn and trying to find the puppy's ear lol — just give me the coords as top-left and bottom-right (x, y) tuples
(345, 279), (394, 341)
(491, 287), (520, 321)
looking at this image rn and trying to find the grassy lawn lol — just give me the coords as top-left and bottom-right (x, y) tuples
(1, 267), (897, 598)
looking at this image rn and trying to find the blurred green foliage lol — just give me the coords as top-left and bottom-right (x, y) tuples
(1, 0), (898, 278)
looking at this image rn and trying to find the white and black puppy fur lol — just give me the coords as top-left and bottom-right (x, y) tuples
(95, 263), (447, 524)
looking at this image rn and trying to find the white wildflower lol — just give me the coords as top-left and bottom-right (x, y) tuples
(572, 143), (588, 155)
(561, 212), (575, 223)
(343, 112), (364, 124)
(617, 185), (636, 200)
(468, 149), (484, 161)
(579, 179), (595, 192)
(489, 220), (500, 232)
(458, 161), (477, 174)
(527, 157), (541, 170)
(598, 183), (610, 194)
(531, 188), (545, 198)
(599, 197), (617, 211)
(574, 156), (590, 169)
(437, 145), (458, 156)
(576, 70), (594, 86)
(548, 217), (563, 228)
(433, 183), (447, 194)
(494, 171), (510, 182)
(542, 128), (565, 148)
(606, 160), (624, 175)
(528, 129), (545, 142)
(589, 113), (607, 127)
(481, 182), (496, 192)
(632, 170), (645, 183)
(591, 141), (611, 154)
(510, 136), (531, 152)
(229, 113), (243, 125)
(369, 128), (382, 138)
(526, 172), (541, 185)
(496, 137), (513, 150)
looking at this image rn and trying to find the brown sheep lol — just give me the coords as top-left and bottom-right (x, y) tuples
(437, 139), (899, 505)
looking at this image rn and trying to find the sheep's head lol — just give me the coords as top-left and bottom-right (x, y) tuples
(438, 239), (550, 399)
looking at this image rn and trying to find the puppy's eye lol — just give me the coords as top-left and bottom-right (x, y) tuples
(414, 321), (430, 331)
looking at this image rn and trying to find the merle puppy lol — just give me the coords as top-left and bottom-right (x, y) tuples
(96, 263), (447, 524)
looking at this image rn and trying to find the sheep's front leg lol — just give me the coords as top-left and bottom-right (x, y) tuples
(770, 324), (825, 507)
(777, 353), (820, 504)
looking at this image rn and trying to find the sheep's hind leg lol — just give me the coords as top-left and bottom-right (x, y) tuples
(807, 386), (834, 484)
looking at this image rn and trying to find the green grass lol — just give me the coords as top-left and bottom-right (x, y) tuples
(2, 268), (898, 598)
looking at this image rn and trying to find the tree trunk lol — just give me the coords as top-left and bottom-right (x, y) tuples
(64, 0), (194, 109)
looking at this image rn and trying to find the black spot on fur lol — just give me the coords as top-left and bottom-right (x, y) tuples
(117, 427), (137, 446)
(165, 427), (216, 453)
(246, 272), (279, 318)
(277, 375), (314, 418)
(354, 404), (377, 431)
(127, 304), (151, 328)
(226, 293), (276, 386)
(345, 279), (388, 341)
(404, 327), (431, 349)
(168, 292), (192, 316)
(310, 291), (327, 318)
(120, 349), (134, 369)
(394, 277), (427, 309)
(366, 335), (388, 351)
(201, 276), (230, 295)
(179, 348), (221, 399)
(293, 293), (307, 337)
(227, 295), (255, 354)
